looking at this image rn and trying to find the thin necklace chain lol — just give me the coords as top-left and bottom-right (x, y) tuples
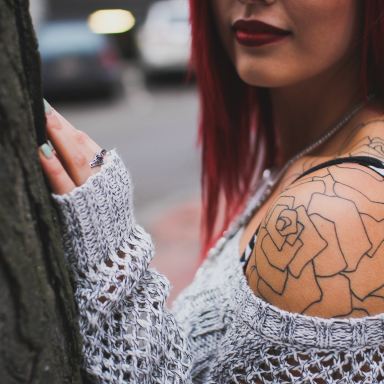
(208, 92), (376, 258)
(264, 92), (376, 190)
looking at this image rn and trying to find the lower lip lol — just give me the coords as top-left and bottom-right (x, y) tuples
(235, 30), (290, 47)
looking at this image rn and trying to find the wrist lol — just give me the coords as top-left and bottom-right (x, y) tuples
(52, 149), (135, 269)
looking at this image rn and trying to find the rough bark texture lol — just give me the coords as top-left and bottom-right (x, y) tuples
(0, 0), (84, 383)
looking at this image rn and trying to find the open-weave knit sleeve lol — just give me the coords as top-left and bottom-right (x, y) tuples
(52, 150), (192, 383)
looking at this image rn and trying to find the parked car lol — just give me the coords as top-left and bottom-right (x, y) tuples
(38, 20), (124, 99)
(136, 0), (191, 80)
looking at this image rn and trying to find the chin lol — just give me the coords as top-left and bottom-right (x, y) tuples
(235, 59), (300, 88)
(237, 68), (296, 88)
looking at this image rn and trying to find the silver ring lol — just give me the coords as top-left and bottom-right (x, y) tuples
(90, 149), (108, 168)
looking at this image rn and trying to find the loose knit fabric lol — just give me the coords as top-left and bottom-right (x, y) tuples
(53, 150), (384, 383)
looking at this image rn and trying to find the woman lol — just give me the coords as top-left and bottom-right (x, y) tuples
(39, 0), (384, 382)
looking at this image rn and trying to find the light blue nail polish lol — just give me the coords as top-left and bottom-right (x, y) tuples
(40, 143), (53, 159)
(43, 99), (53, 115)
(47, 140), (54, 150)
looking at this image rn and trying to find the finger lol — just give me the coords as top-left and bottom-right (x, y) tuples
(45, 109), (102, 186)
(55, 110), (101, 150)
(39, 143), (76, 195)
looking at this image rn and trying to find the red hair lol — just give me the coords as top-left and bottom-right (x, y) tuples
(189, 0), (384, 258)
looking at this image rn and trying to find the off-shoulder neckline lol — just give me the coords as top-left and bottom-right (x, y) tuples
(230, 228), (384, 349)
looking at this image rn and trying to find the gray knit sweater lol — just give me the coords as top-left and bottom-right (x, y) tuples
(53, 150), (384, 383)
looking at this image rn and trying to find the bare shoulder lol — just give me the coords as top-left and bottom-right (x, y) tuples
(339, 116), (384, 159)
(246, 140), (384, 318)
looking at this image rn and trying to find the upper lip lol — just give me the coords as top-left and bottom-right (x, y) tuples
(232, 19), (290, 35)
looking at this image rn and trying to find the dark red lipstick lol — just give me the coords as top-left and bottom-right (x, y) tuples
(232, 19), (291, 47)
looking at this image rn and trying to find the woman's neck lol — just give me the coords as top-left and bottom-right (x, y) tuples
(269, 54), (363, 166)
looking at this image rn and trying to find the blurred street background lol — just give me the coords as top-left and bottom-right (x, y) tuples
(30, 0), (201, 302)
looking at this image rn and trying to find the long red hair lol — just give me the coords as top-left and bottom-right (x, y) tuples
(188, 0), (384, 257)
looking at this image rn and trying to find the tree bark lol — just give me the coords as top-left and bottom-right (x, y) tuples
(0, 0), (84, 383)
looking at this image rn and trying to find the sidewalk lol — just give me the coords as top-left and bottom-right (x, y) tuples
(147, 199), (201, 304)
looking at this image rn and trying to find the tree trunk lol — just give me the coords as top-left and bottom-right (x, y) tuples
(0, 0), (84, 383)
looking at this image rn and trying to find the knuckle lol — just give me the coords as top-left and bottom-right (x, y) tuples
(74, 130), (89, 145)
(50, 162), (63, 178)
(73, 153), (87, 168)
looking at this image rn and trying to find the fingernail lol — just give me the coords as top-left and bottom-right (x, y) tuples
(47, 140), (54, 150)
(40, 143), (53, 159)
(43, 99), (53, 115)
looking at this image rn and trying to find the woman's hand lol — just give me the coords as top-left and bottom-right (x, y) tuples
(39, 101), (103, 195)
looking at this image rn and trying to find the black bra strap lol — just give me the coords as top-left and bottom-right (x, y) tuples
(241, 155), (384, 271)
(292, 155), (384, 184)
